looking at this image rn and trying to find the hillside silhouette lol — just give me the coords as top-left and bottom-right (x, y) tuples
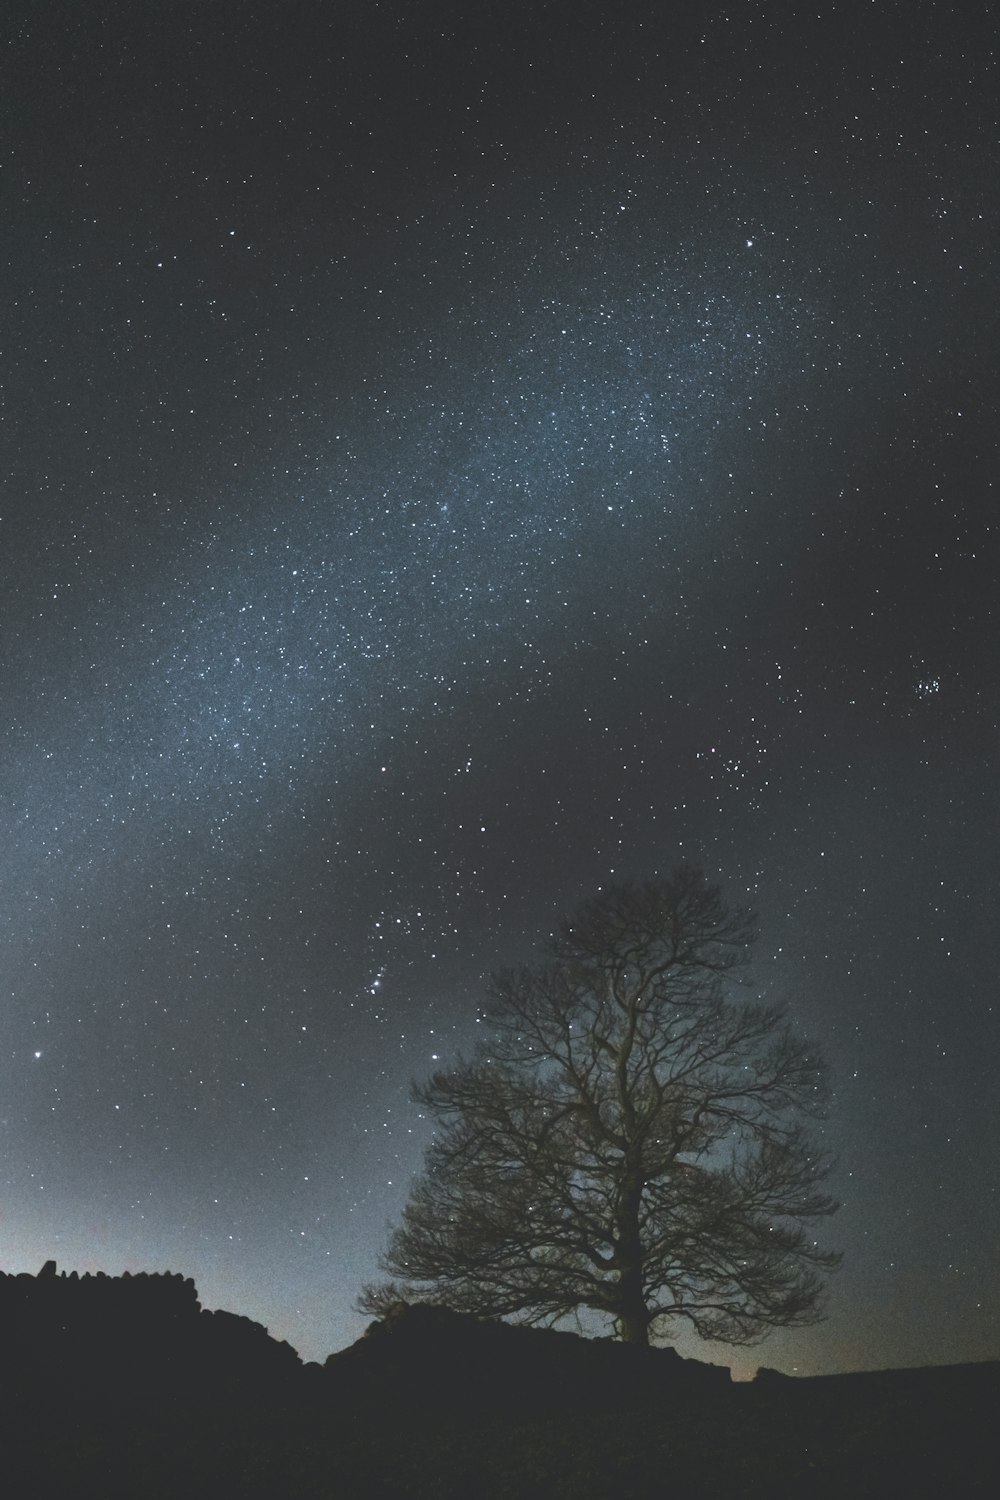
(0, 1261), (303, 1404)
(0, 1262), (996, 1497)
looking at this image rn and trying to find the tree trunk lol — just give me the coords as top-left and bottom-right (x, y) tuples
(618, 1296), (650, 1345)
(616, 1172), (649, 1345)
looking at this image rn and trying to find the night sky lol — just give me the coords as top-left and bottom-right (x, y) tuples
(3, 0), (998, 1379)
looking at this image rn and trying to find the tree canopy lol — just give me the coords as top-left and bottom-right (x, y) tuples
(362, 868), (840, 1346)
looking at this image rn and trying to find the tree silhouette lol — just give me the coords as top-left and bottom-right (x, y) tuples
(362, 868), (840, 1346)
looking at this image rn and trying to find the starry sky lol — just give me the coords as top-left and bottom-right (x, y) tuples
(3, 0), (998, 1378)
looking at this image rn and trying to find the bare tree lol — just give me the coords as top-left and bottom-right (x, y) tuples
(361, 868), (840, 1347)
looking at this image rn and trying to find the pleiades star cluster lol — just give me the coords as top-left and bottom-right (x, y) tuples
(2, 1), (997, 1377)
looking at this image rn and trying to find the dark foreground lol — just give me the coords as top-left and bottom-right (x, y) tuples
(4, 1362), (998, 1499)
(0, 1269), (995, 1497)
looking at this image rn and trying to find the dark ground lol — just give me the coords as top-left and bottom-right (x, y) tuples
(1, 1271), (995, 1497)
(4, 1365), (997, 1499)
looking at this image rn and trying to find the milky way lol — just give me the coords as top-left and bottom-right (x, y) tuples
(2, 1), (998, 1375)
